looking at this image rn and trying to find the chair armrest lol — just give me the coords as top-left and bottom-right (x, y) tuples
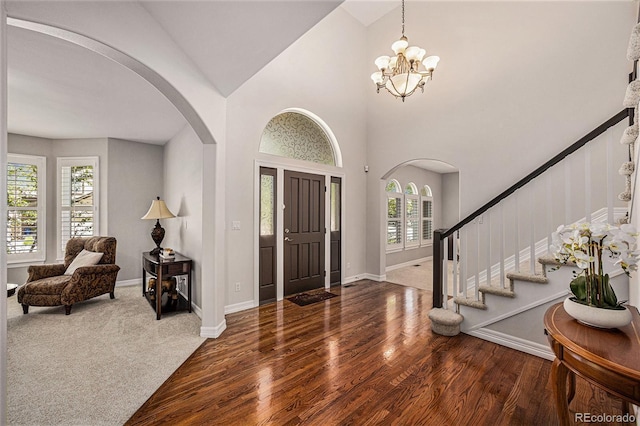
(72, 264), (121, 277)
(27, 264), (67, 282)
(61, 264), (121, 304)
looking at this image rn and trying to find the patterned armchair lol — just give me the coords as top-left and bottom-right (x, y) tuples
(18, 236), (120, 315)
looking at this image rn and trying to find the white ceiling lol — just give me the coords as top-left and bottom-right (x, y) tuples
(141, 1), (342, 97)
(7, 25), (187, 144)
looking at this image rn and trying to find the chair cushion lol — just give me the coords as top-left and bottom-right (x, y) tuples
(20, 275), (72, 295)
(64, 249), (104, 275)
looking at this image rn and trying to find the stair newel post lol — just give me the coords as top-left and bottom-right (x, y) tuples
(442, 236), (449, 305)
(499, 201), (505, 289)
(433, 229), (445, 309)
(475, 221), (480, 301)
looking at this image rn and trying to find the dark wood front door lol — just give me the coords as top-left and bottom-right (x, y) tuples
(284, 170), (325, 296)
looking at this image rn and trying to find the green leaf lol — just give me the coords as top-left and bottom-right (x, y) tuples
(570, 276), (587, 301)
(601, 274), (618, 308)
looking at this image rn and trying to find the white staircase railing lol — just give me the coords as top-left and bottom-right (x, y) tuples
(432, 111), (630, 311)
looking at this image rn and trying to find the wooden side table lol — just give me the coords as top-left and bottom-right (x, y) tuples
(544, 302), (640, 425)
(142, 251), (192, 320)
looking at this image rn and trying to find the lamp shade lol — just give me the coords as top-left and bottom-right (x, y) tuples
(141, 197), (176, 220)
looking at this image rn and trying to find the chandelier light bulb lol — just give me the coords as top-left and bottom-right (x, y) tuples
(422, 55), (440, 71)
(375, 56), (391, 70)
(371, 0), (440, 101)
(391, 38), (409, 55)
(404, 46), (421, 62)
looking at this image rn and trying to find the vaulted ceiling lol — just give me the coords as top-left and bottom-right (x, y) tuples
(6, 0), (344, 143)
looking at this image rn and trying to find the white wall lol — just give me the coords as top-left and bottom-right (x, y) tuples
(441, 172), (460, 229)
(366, 2), (636, 277)
(225, 7), (368, 305)
(107, 138), (163, 281)
(162, 125), (204, 309)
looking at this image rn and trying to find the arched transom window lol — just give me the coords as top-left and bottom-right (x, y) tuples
(259, 111), (336, 166)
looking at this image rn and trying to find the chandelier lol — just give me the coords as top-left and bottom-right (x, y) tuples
(371, 0), (440, 101)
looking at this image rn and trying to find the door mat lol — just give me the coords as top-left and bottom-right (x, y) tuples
(287, 291), (338, 306)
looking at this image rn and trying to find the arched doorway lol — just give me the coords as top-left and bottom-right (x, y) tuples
(381, 159), (459, 292)
(256, 109), (343, 304)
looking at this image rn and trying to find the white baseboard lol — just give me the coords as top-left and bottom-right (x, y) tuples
(465, 328), (554, 361)
(191, 302), (202, 319)
(201, 319), (227, 338)
(225, 300), (257, 314)
(343, 273), (384, 284)
(116, 278), (140, 287)
(386, 256), (432, 272)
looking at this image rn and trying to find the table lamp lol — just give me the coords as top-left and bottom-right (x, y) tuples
(141, 196), (176, 255)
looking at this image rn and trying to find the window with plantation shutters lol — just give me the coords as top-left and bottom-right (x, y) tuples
(421, 185), (433, 245)
(7, 154), (46, 264)
(386, 179), (402, 251)
(57, 157), (99, 259)
(405, 183), (419, 248)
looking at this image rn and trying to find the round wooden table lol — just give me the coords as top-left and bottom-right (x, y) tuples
(544, 302), (640, 425)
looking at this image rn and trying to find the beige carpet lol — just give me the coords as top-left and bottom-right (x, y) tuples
(6, 285), (205, 426)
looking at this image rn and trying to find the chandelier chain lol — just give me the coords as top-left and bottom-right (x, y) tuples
(401, 0), (405, 36)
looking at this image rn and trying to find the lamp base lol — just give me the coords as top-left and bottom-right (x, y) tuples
(150, 219), (165, 256)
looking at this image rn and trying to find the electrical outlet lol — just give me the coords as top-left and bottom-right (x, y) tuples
(234, 282), (240, 292)
(347, 262), (351, 269)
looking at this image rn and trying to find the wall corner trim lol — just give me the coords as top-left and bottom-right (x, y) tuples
(201, 320), (227, 339)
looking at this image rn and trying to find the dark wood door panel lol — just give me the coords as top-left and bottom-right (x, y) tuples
(330, 177), (341, 286)
(284, 170), (325, 296)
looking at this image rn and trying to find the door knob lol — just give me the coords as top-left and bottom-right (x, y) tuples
(284, 237), (293, 242)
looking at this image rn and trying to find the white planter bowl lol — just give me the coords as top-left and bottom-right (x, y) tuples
(563, 297), (632, 329)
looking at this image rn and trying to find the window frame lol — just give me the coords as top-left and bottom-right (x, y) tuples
(404, 183), (420, 249)
(7, 153), (47, 266)
(421, 185), (434, 246)
(386, 179), (403, 252)
(57, 156), (100, 260)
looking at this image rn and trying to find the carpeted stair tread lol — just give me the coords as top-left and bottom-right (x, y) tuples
(538, 254), (575, 267)
(453, 296), (487, 310)
(506, 271), (548, 284)
(479, 285), (515, 298)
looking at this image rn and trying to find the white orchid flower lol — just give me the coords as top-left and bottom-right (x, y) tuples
(572, 251), (592, 270)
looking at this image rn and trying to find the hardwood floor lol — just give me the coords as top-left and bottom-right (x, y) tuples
(127, 281), (628, 425)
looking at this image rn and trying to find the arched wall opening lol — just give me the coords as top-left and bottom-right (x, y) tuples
(1, 15), (226, 421)
(380, 158), (460, 294)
